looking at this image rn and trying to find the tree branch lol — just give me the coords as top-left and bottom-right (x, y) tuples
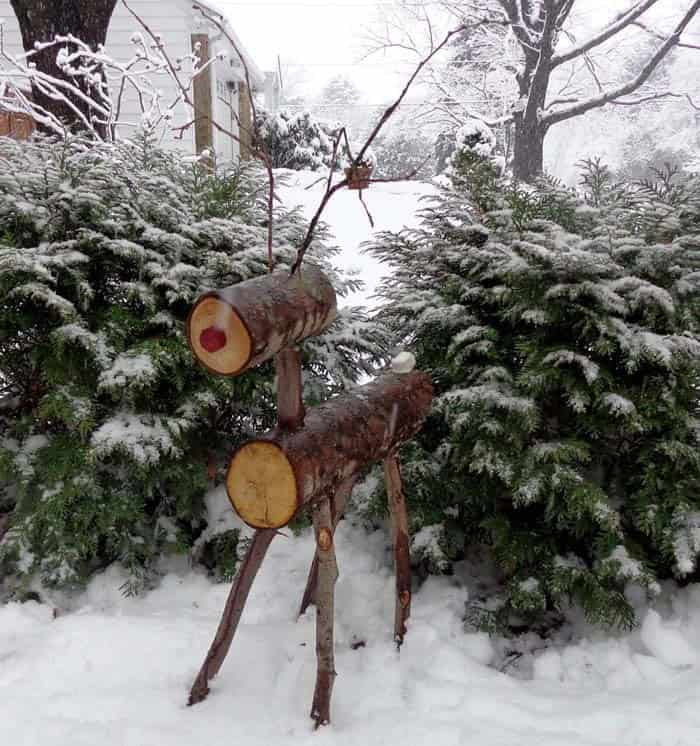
(551, 0), (662, 67)
(633, 20), (700, 50)
(611, 90), (700, 110)
(544, 0), (700, 124)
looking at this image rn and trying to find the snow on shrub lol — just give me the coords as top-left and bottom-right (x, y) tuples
(255, 109), (338, 171)
(367, 153), (700, 630)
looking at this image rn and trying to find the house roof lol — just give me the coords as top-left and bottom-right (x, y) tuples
(189, 1), (265, 89)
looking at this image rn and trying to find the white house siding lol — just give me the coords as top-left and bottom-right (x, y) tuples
(0, 0), (262, 160)
(0, 3), (26, 61)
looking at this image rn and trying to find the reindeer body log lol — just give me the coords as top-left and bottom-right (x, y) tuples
(187, 265), (337, 376)
(226, 371), (433, 529)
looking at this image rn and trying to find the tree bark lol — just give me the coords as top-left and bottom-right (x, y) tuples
(187, 265), (337, 377)
(309, 498), (338, 728)
(188, 527), (276, 705)
(384, 454), (411, 647)
(276, 348), (305, 431)
(512, 117), (547, 183)
(226, 370), (433, 529)
(298, 475), (356, 617)
(9, 0), (117, 134)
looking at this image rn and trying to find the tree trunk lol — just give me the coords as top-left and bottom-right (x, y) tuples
(309, 498), (338, 728)
(226, 370), (433, 529)
(187, 265), (337, 377)
(9, 1), (117, 134)
(512, 115), (547, 183)
(384, 455), (411, 646)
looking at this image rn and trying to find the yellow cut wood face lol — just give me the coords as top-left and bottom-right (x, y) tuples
(188, 297), (252, 376)
(227, 442), (298, 529)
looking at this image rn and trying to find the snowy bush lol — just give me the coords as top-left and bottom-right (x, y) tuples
(372, 131), (435, 180)
(435, 120), (502, 177)
(255, 109), (339, 171)
(367, 154), (700, 630)
(0, 133), (387, 595)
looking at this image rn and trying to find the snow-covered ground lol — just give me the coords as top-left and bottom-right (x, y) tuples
(277, 170), (435, 306)
(3, 503), (700, 746)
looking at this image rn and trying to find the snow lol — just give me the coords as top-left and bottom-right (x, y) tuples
(90, 412), (180, 465)
(543, 349), (600, 384)
(98, 352), (158, 394)
(13, 434), (49, 478)
(277, 170), (435, 306)
(3, 520), (700, 744)
(640, 610), (698, 669)
(602, 393), (637, 417)
(390, 351), (416, 374)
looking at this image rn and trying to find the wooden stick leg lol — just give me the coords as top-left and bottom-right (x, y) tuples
(384, 455), (411, 647)
(310, 498), (338, 728)
(298, 476), (356, 617)
(188, 528), (276, 705)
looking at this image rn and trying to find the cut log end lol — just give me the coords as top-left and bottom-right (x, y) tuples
(226, 441), (298, 529)
(188, 296), (252, 376)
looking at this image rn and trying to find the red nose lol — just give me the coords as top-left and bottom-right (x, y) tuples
(200, 326), (227, 353)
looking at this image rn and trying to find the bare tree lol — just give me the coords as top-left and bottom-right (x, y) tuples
(371, 0), (700, 181)
(9, 1), (118, 132)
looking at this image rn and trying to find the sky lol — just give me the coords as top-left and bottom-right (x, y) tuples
(210, 0), (699, 104)
(215, 0), (416, 102)
(211, 0), (700, 177)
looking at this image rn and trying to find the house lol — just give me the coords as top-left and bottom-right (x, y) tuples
(0, 0), (279, 160)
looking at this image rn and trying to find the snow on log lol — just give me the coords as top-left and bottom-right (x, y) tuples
(226, 370), (433, 529)
(187, 265), (337, 376)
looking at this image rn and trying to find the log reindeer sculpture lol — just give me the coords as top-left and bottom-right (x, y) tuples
(185, 265), (433, 727)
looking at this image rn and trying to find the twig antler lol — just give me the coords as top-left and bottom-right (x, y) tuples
(289, 23), (466, 275)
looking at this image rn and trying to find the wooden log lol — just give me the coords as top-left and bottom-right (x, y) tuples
(187, 265), (337, 377)
(226, 370), (433, 529)
(385, 455), (411, 646)
(298, 475), (356, 617)
(310, 498), (338, 728)
(188, 528), (276, 705)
